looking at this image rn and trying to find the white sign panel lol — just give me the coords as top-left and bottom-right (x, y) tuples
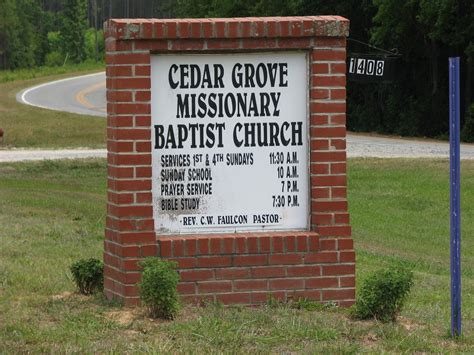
(151, 52), (309, 234)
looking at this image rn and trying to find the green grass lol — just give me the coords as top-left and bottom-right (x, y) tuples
(0, 158), (472, 352)
(0, 67), (105, 149)
(0, 61), (105, 83)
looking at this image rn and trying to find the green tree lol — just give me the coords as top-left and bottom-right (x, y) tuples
(60, 0), (87, 63)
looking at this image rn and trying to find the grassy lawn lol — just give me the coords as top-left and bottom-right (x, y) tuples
(0, 64), (105, 149)
(0, 158), (472, 352)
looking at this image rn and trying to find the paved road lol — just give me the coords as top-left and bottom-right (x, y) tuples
(8, 72), (474, 162)
(16, 72), (106, 117)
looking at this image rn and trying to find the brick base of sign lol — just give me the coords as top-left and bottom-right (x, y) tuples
(104, 232), (355, 306)
(163, 232), (355, 305)
(104, 16), (355, 307)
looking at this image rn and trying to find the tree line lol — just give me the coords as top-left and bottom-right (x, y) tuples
(0, 0), (472, 140)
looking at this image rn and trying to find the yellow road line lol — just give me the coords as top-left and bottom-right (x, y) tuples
(75, 81), (105, 109)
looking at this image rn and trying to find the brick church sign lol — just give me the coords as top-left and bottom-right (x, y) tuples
(104, 16), (354, 306)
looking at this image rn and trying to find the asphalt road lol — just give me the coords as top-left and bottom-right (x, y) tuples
(17, 72), (106, 117)
(10, 71), (474, 161)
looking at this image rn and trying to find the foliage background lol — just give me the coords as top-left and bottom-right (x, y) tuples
(0, 0), (472, 141)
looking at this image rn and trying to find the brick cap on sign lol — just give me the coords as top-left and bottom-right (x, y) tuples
(105, 16), (349, 40)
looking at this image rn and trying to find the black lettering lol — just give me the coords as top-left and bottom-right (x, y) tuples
(168, 64), (179, 89)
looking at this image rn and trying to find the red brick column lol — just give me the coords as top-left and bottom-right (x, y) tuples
(104, 16), (354, 306)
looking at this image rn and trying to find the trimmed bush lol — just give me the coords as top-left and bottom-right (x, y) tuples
(70, 258), (103, 295)
(139, 258), (180, 320)
(351, 263), (414, 322)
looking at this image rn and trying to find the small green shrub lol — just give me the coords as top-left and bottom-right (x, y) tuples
(69, 258), (103, 295)
(139, 258), (180, 319)
(351, 263), (414, 322)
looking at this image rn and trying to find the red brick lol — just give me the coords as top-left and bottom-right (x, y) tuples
(320, 238), (336, 250)
(340, 276), (355, 287)
(287, 265), (320, 277)
(338, 238), (353, 250)
(312, 213), (333, 225)
(108, 128), (150, 140)
(311, 49), (346, 61)
(305, 277), (338, 288)
(108, 192), (133, 204)
(235, 237), (246, 253)
(106, 66), (132, 77)
(312, 201), (347, 212)
(185, 239), (197, 256)
(312, 187), (330, 199)
(331, 114), (346, 125)
(135, 91), (150, 102)
(198, 281), (232, 293)
(286, 235), (296, 252)
(278, 37), (312, 48)
(322, 264), (355, 276)
(340, 251), (355, 263)
(296, 235), (308, 252)
(311, 114), (329, 125)
(311, 164), (329, 175)
(222, 238), (234, 254)
(331, 88), (346, 100)
(215, 268), (250, 280)
(304, 252), (338, 264)
(269, 254), (303, 265)
(330, 139), (346, 150)
(234, 279), (268, 291)
(311, 75), (346, 87)
(173, 240), (184, 257)
(270, 279), (304, 290)
(271, 236), (284, 253)
(335, 213), (350, 224)
(207, 39), (241, 50)
(246, 237), (258, 253)
(158, 239), (172, 257)
(177, 283), (196, 295)
(311, 139), (329, 150)
(311, 102), (346, 115)
(106, 53), (149, 65)
(107, 116), (133, 128)
(198, 238), (209, 254)
(108, 166), (134, 178)
(259, 237), (271, 253)
(322, 289), (355, 301)
(196, 256), (232, 268)
(180, 269), (214, 282)
(111, 179), (151, 191)
(135, 65), (150, 76)
(108, 205), (152, 218)
(135, 167), (152, 178)
(311, 126), (346, 138)
(109, 103), (150, 115)
(311, 88), (330, 100)
(317, 226), (351, 237)
(169, 39), (205, 51)
(312, 63), (329, 74)
(170, 257), (197, 269)
(291, 290), (321, 301)
(310, 151), (346, 163)
(331, 163), (346, 174)
(331, 63), (346, 74)
(216, 293), (251, 305)
(210, 238), (221, 254)
(251, 291), (286, 304)
(251, 266), (286, 278)
(311, 175), (346, 187)
(233, 255), (267, 266)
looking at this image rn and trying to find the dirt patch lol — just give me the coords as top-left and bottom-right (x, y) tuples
(51, 291), (74, 301)
(398, 316), (424, 332)
(106, 309), (139, 326)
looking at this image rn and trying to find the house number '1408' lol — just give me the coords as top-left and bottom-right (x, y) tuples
(348, 58), (384, 76)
